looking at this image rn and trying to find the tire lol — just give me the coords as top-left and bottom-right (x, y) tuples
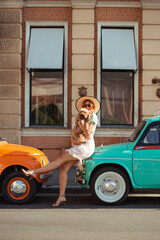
(90, 167), (130, 205)
(36, 182), (42, 193)
(2, 171), (37, 204)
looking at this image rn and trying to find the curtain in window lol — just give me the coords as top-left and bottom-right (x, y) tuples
(30, 71), (63, 125)
(101, 72), (133, 125)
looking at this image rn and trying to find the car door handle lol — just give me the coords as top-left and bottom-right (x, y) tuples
(135, 146), (147, 150)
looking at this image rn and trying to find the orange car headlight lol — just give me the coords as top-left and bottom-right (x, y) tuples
(41, 156), (49, 166)
(42, 157), (45, 166)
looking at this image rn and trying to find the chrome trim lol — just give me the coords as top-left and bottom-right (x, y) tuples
(10, 180), (27, 197)
(135, 146), (147, 150)
(40, 171), (53, 180)
(134, 159), (160, 162)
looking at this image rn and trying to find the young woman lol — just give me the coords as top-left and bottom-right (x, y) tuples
(22, 96), (100, 207)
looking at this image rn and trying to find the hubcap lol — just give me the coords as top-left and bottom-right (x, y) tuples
(10, 180), (27, 197)
(102, 179), (117, 193)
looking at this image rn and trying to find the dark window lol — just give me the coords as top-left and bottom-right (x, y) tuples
(101, 71), (134, 125)
(30, 71), (63, 126)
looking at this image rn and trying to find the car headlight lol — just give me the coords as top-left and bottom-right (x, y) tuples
(42, 157), (45, 166)
(41, 156), (49, 166)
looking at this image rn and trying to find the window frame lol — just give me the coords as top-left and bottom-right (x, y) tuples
(97, 22), (139, 130)
(25, 21), (68, 128)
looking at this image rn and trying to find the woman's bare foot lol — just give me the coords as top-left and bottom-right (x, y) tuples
(52, 196), (67, 207)
(22, 169), (37, 179)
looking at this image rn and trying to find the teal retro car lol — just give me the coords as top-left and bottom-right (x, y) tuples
(76, 115), (160, 205)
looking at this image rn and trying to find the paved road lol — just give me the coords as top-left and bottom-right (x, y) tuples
(0, 193), (160, 240)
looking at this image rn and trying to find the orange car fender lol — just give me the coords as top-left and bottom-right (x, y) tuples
(0, 156), (42, 182)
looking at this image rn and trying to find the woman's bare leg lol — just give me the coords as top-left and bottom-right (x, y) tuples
(52, 160), (77, 206)
(36, 151), (77, 174)
(59, 160), (76, 197)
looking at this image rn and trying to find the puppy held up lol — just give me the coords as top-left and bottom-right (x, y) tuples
(71, 108), (91, 146)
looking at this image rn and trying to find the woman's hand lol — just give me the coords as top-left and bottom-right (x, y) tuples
(78, 122), (94, 139)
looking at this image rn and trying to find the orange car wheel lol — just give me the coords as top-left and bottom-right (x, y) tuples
(2, 171), (37, 204)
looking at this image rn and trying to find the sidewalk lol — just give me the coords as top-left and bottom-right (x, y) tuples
(41, 183), (90, 195)
(41, 167), (90, 194)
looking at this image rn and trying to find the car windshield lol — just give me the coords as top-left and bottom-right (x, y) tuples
(128, 121), (146, 142)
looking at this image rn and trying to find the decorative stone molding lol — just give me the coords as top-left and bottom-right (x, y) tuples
(0, 0), (23, 8)
(156, 88), (160, 99)
(141, 0), (160, 8)
(21, 128), (71, 137)
(71, 0), (97, 7)
(97, 1), (141, 8)
(0, 0), (72, 8)
(23, 0), (72, 7)
(78, 86), (87, 97)
(2, 0), (154, 9)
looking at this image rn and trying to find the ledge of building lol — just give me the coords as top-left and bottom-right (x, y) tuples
(21, 127), (71, 137)
(21, 126), (134, 138)
(0, 0), (143, 9)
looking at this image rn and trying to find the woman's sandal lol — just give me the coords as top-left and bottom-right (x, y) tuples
(22, 168), (37, 180)
(52, 196), (67, 207)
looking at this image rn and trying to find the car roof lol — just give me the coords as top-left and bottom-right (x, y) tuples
(143, 115), (160, 124)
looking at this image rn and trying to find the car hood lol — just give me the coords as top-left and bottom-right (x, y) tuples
(95, 142), (128, 153)
(0, 142), (44, 156)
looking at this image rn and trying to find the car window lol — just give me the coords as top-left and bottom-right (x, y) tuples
(141, 124), (160, 145)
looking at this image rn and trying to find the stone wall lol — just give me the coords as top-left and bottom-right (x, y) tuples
(72, 4), (95, 126)
(142, 6), (160, 118)
(0, 8), (22, 143)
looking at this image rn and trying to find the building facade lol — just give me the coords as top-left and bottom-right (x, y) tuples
(0, 0), (160, 165)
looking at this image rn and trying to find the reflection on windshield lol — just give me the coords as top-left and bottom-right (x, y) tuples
(128, 121), (146, 142)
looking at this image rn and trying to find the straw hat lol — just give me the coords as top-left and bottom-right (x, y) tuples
(76, 96), (100, 113)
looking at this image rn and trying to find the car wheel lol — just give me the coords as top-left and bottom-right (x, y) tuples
(2, 171), (37, 204)
(90, 167), (130, 205)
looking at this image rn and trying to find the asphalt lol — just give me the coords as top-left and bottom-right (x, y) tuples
(1, 194), (160, 240)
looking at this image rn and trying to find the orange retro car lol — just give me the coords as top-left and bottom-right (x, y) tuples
(0, 138), (52, 204)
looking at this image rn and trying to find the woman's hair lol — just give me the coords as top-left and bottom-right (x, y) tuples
(82, 100), (95, 110)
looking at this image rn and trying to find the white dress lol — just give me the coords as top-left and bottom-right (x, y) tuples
(65, 113), (98, 165)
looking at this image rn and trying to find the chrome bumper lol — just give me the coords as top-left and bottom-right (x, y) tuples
(77, 177), (86, 185)
(40, 171), (53, 180)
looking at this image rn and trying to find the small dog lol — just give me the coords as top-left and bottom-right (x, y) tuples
(71, 108), (90, 145)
